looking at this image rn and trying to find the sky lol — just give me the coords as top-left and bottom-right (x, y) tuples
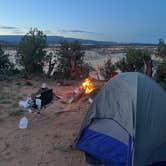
(0, 0), (166, 43)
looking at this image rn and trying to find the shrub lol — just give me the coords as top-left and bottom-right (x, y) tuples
(116, 49), (152, 76)
(156, 61), (166, 90)
(158, 39), (166, 59)
(55, 40), (87, 79)
(99, 59), (116, 81)
(16, 28), (47, 74)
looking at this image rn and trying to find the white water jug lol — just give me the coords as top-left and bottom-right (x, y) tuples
(19, 116), (28, 129)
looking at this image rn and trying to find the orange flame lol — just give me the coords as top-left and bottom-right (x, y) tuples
(80, 78), (95, 94)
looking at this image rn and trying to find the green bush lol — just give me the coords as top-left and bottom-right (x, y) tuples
(156, 61), (166, 90)
(81, 63), (92, 79)
(116, 49), (151, 73)
(158, 39), (166, 59)
(55, 40), (87, 79)
(99, 59), (116, 81)
(155, 39), (166, 89)
(16, 28), (47, 74)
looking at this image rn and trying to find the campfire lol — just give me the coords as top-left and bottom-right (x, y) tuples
(80, 78), (95, 95)
(55, 78), (96, 104)
(67, 78), (95, 103)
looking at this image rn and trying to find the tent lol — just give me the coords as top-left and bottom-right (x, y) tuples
(76, 72), (166, 166)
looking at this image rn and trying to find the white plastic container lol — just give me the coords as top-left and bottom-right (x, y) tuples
(19, 100), (29, 108)
(36, 99), (42, 109)
(19, 116), (28, 129)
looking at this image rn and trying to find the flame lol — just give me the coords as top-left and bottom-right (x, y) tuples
(80, 78), (95, 94)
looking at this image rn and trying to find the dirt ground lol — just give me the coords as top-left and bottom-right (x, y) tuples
(0, 77), (104, 166)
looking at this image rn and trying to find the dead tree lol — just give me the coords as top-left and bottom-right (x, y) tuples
(143, 59), (152, 77)
(46, 51), (57, 77)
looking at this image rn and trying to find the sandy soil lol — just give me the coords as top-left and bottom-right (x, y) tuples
(0, 77), (104, 166)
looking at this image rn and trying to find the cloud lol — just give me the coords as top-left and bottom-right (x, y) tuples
(0, 25), (27, 34)
(0, 26), (103, 37)
(58, 29), (101, 35)
(0, 26), (18, 30)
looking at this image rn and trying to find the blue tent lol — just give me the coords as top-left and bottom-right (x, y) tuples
(76, 73), (166, 166)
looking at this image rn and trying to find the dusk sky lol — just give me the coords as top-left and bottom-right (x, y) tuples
(0, 0), (166, 43)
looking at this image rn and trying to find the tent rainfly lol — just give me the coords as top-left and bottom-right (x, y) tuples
(76, 72), (166, 166)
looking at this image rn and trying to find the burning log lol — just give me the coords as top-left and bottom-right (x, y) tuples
(70, 89), (85, 103)
(68, 89), (84, 103)
(82, 88), (101, 103)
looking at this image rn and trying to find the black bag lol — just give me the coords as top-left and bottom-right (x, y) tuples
(40, 89), (53, 107)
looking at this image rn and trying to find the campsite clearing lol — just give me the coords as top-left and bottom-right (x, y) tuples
(0, 77), (103, 166)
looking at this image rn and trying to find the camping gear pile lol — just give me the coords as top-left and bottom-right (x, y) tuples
(18, 83), (53, 129)
(19, 83), (53, 111)
(76, 72), (166, 166)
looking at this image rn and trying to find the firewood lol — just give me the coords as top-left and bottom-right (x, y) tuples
(68, 88), (85, 103)
(72, 89), (85, 102)
(55, 94), (64, 100)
